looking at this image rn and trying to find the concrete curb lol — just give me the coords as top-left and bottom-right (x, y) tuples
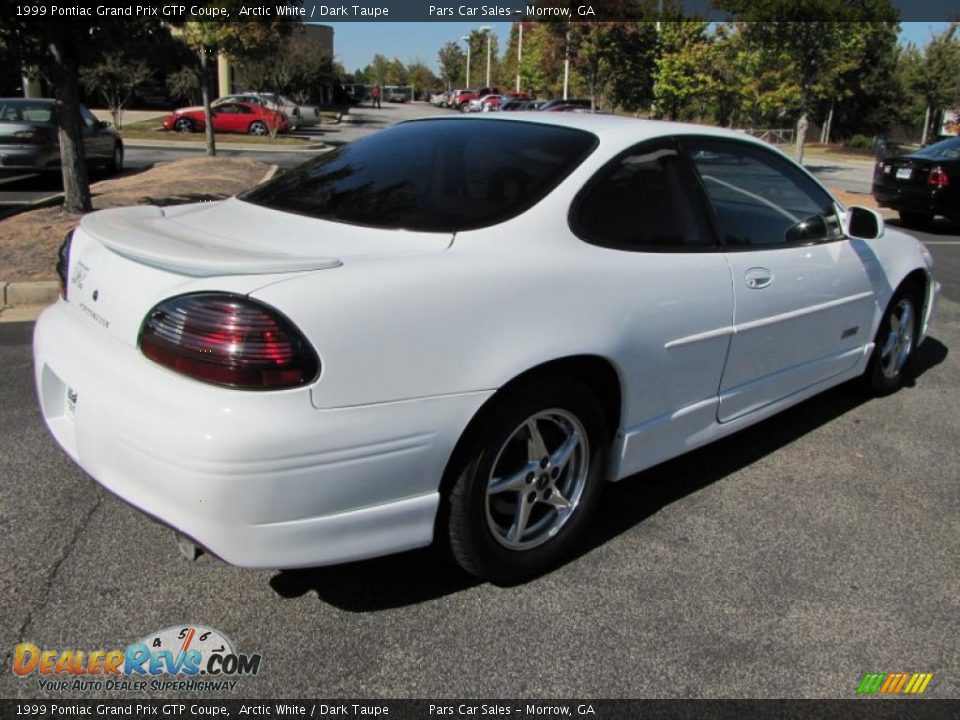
(2, 281), (59, 308)
(123, 138), (330, 152)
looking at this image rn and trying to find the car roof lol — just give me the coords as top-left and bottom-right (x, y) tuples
(404, 113), (768, 153)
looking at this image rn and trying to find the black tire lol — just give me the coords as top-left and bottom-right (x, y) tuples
(899, 211), (932, 228)
(173, 117), (194, 133)
(248, 121), (269, 136)
(106, 143), (123, 175)
(864, 286), (923, 395)
(445, 374), (609, 584)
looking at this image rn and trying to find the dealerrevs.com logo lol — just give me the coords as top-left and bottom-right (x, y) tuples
(857, 672), (934, 695)
(13, 625), (261, 693)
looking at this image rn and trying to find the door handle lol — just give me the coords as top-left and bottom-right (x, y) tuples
(744, 267), (773, 290)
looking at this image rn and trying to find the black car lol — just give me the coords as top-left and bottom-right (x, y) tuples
(872, 136), (959, 226)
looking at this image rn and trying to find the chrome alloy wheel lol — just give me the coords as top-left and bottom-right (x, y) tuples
(485, 409), (590, 551)
(880, 297), (915, 380)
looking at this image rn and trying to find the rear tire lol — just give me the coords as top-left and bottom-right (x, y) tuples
(899, 211), (932, 228)
(864, 287), (923, 395)
(106, 143), (123, 175)
(445, 375), (609, 584)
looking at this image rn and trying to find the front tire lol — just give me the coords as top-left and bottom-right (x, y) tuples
(445, 375), (609, 583)
(248, 121), (269, 136)
(106, 143), (123, 175)
(173, 117), (194, 133)
(865, 288), (922, 395)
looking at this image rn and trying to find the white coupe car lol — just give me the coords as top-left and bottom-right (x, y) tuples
(34, 115), (940, 583)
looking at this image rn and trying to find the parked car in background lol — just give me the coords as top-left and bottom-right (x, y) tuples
(162, 101), (289, 136)
(873, 135), (959, 227)
(539, 98), (592, 111)
(385, 86), (412, 103)
(0, 97), (123, 175)
(467, 94), (502, 112)
(214, 93), (309, 129)
(500, 99), (538, 112)
(36, 114), (939, 584)
(449, 89), (476, 110)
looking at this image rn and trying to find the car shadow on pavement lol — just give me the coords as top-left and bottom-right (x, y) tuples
(269, 337), (947, 609)
(887, 218), (960, 236)
(575, 336), (948, 567)
(269, 546), (481, 611)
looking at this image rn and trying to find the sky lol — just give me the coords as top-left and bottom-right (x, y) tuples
(323, 21), (949, 77)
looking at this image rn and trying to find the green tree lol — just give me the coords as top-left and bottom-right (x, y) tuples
(406, 60), (439, 98)
(365, 53), (391, 86)
(653, 21), (717, 121)
(568, 24), (617, 111)
(384, 58), (408, 86)
(438, 41), (466, 88)
(716, 0), (898, 161)
(166, 66), (201, 106)
(79, 53), (151, 130)
(605, 23), (659, 114)
(899, 23), (960, 143)
(516, 23), (565, 98)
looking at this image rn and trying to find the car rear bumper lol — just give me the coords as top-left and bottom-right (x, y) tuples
(873, 183), (959, 219)
(0, 145), (58, 171)
(33, 300), (492, 569)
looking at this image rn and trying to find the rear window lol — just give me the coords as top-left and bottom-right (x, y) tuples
(913, 137), (960, 161)
(239, 118), (597, 232)
(0, 100), (56, 123)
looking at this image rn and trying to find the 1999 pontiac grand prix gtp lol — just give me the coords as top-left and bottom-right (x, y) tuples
(34, 115), (940, 582)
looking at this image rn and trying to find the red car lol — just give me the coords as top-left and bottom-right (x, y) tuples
(162, 101), (289, 136)
(480, 91), (530, 111)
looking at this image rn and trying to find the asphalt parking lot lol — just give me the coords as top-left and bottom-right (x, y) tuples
(1, 256), (957, 700)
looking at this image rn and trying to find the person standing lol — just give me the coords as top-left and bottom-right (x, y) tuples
(371, 85), (381, 109)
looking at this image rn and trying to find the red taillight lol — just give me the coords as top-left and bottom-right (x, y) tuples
(139, 294), (319, 390)
(928, 166), (950, 188)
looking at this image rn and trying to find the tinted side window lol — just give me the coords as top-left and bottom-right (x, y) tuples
(684, 138), (840, 248)
(80, 107), (98, 128)
(572, 141), (711, 250)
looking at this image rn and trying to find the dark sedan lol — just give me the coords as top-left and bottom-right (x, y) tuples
(0, 98), (123, 175)
(873, 136), (959, 226)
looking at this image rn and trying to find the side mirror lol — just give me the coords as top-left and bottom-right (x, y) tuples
(844, 206), (884, 241)
(97, 120), (111, 130)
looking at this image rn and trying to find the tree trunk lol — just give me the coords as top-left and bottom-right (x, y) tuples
(921, 105), (931, 146)
(53, 55), (91, 214)
(795, 111), (809, 164)
(823, 101), (834, 145)
(200, 49), (216, 157)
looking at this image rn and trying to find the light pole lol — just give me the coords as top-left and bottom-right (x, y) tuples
(562, 24), (570, 100)
(516, 22), (523, 92)
(479, 26), (492, 88)
(460, 35), (471, 88)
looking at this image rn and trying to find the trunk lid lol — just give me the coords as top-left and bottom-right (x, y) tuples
(878, 155), (933, 187)
(66, 198), (453, 346)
